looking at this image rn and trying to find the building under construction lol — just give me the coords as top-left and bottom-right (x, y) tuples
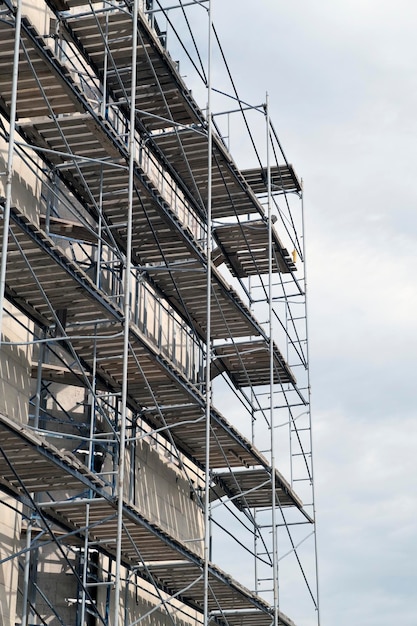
(0, 1), (319, 625)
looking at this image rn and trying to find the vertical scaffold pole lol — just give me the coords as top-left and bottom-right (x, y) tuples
(0, 0), (22, 343)
(301, 183), (321, 626)
(204, 1), (213, 625)
(266, 93), (279, 626)
(113, 0), (139, 622)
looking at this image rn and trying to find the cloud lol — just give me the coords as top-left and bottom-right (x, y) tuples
(315, 410), (417, 625)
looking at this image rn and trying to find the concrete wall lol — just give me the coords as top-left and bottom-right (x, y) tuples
(21, 0), (51, 36)
(0, 135), (41, 225)
(0, 77), (40, 619)
(0, 307), (32, 424)
(105, 571), (200, 626)
(0, 497), (21, 626)
(134, 439), (203, 555)
(0, 309), (32, 626)
(15, 542), (79, 626)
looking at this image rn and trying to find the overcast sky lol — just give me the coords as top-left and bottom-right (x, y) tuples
(208, 2), (417, 625)
(163, 2), (416, 625)
(217, 2), (417, 625)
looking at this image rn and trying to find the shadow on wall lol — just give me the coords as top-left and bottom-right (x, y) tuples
(0, 326), (31, 425)
(134, 439), (204, 557)
(15, 542), (78, 625)
(0, 140), (41, 224)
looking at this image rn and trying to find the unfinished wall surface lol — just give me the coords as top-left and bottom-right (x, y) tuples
(16, 542), (79, 625)
(0, 497), (21, 626)
(134, 439), (203, 555)
(0, 136), (41, 225)
(0, 309), (32, 424)
(0, 310), (32, 626)
(94, 561), (200, 626)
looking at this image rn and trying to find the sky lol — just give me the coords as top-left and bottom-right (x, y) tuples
(168, 2), (417, 625)
(217, 2), (417, 625)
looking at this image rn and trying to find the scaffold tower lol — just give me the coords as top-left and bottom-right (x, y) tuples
(0, 2), (319, 626)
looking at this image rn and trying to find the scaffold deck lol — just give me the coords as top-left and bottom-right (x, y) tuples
(212, 340), (296, 388)
(214, 219), (297, 277)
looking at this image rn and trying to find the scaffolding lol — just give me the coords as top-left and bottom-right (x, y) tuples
(0, 1), (319, 626)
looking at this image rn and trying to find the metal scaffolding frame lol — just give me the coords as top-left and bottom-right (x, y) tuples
(0, 1), (319, 625)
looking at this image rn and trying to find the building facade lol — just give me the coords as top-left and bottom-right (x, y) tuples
(0, 1), (318, 625)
